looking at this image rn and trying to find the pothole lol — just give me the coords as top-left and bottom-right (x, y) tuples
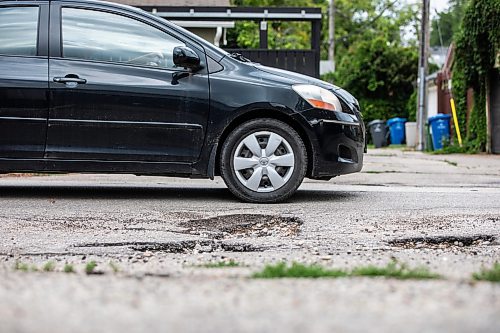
(74, 240), (263, 253)
(389, 235), (496, 249)
(178, 214), (303, 238)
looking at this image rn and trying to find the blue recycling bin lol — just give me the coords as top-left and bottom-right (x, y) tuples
(428, 113), (452, 150)
(386, 117), (407, 145)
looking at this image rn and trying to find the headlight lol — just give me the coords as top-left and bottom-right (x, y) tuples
(292, 84), (343, 112)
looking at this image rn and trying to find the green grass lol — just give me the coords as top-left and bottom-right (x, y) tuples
(252, 261), (440, 280)
(351, 261), (440, 280)
(14, 261), (30, 272)
(428, 141), (482, 155)
(252, 262), (348, 279)
(43, 261), (55, 272)
(85, 261), (97, 274)
(200, 260), (243, 268)
(109, 261), (120, 273)
(473, 263), (500, 282)
(63, 264), (74, 273)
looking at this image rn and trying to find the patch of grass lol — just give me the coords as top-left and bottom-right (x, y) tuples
(200, 260), (242, 268)
(63, 264), (74, 273)
(386, 144), (406, 149)
(473, 263), (500, 282)
(252, 262), (348, 279)
(43, 261), (55, 272)
(109, 261), (120, 273)
(351, 261), (440, 280)
(443, 159), (458, 167)
(252, 261), (440, 280)
(85, 261), (97, 275)
(14, 261), (29, 272)
(369, 154), (398, 157)
(428, 141), (482, 155)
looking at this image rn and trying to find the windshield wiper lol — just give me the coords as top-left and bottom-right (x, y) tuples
(229, 52), (251, 63)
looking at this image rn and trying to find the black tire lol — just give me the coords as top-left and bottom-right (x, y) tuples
(220, 118), (307, 203)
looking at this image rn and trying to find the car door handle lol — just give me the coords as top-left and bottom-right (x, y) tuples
(53, 77), (87, 84)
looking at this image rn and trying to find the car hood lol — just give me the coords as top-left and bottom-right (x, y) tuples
(253, 64), (359, 109)
(253, 64), (340, 91)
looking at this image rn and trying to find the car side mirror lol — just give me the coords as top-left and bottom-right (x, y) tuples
(173, 46), (201, 71)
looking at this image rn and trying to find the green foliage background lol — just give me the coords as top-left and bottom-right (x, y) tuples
(229, 0), (498, 150)
(227, 0), (328, 51)
(229, 1), (419, 124)
(430, 0), (467, 47)
(453, 0), (500, 152)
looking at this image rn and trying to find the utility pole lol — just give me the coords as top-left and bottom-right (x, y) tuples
(328, 0), (335, 72)
(417, 0), (430, 151)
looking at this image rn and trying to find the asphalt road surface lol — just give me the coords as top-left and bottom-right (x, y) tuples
(0, 149), (499, 333)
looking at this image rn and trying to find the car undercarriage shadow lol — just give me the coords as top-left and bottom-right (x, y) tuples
(0, 185), (360, 203)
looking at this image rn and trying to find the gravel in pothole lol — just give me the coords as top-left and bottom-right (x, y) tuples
(178, 214), (303, 238)
(74, 240), (264, 254)
(389, 235), (496, 249)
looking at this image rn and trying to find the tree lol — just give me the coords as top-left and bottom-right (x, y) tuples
(228, 0), (421, 124)
(332, 35), (418, 122)
(328, 1), (419, 123)
(227, 0), (328, 51)
(452, 0), (500, 152)
(430, 0), (468, 47)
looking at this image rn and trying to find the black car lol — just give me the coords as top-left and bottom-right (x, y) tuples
(0, 0), (365, 203)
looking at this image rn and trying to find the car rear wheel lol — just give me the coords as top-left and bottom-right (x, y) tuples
(220, 118), (307, 203)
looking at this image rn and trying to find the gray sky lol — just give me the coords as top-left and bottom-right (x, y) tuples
(431, 0), (450, 13)
(406, 0), (450, 16)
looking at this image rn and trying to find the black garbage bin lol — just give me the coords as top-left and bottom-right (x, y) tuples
(367, 120), (388, 148)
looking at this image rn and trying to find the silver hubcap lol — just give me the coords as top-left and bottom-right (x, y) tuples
(233, 131), (295, 193)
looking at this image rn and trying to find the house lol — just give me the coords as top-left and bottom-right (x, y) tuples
(430, 46), (500, 153)
(111, 0), (234, 46)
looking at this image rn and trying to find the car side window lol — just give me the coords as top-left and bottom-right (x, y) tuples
(0, 6), (39, 56)
(61, 8), (186, 70)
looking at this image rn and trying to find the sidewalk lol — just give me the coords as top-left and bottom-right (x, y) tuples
(323, 148), (500, 188)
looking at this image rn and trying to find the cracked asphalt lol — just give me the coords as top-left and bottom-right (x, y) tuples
(0, 148), (499, 333)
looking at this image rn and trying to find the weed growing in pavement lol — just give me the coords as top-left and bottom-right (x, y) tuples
(473, 263), (500, 282)
(253, 260), (440, 280)
(14, 261), (29, 272)
(252, 262), (348, 279)
(364, 170), (398, 174)
(85, 261), (97, 274)
(63, 264), (74, 273)
(43, 261), (56, 272)
(350, 261), (440, 280)
(200, 260), (243, 268)
(443, 159), (458, 167)
(109, 262), (120, 273)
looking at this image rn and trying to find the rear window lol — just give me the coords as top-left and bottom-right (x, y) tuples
(0, 6), (39, 56)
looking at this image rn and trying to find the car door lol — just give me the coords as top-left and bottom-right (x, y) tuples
(0, 2), (49, 159)
(46, 3), (210, 163)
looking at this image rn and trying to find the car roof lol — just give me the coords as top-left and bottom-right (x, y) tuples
(1, 0), (140, 13)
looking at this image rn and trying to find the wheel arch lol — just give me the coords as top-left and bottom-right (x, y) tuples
(213, 109), (315, 178)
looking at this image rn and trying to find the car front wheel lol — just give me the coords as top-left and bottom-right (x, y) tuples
(220, 118), (307, 203)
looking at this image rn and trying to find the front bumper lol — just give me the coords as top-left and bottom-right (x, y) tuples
(294, 108), (365, 179)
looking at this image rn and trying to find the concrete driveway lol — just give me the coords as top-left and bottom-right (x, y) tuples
(0, 148), (499, 333)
